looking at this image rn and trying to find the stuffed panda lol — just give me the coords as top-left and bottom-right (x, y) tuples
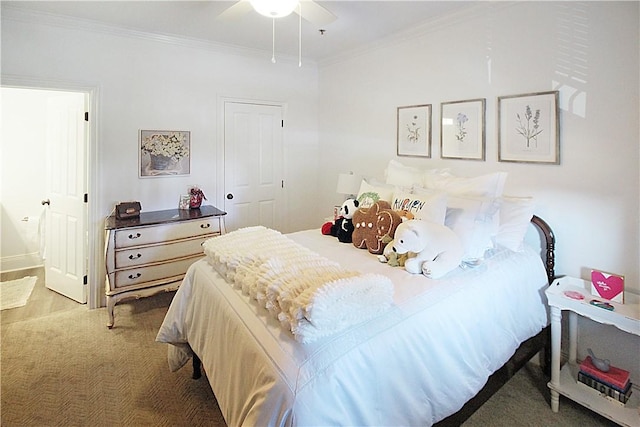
(330, 198), (359, 243)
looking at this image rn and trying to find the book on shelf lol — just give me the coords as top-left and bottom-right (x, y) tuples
(579, 356), (631, 391)
(577, 372), (632, 406)
(578, 370), (631, 394)
(578, 372), (633, 404)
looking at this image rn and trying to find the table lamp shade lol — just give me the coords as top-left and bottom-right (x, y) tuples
(336, 172), (361, 197)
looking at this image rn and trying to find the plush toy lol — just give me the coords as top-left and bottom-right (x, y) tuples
(352, 201), (402, 255)
(328, 198), (359, 243)
(377, 235), (411, 267)
(395, 209), (414, 222)
(391, 219), (464, 279)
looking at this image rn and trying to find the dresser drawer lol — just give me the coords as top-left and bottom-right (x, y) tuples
(115, 235), (211, 269)
(115, 218), (219, 248)
(110, 255), (201, 290)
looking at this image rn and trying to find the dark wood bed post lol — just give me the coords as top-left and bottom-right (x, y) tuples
(531, 214), (556, 284)
(192, 354), (202, 379)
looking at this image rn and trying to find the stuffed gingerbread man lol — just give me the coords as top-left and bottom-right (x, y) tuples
(391, 219), (464, 279)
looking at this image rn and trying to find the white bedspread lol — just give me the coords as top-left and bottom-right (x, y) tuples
(202, 226), (394, 343)
(157, 229), (549, 426)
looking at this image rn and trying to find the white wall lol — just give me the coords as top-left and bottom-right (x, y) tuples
(318, 1), (640, 293)
(317, 1), (639, 378)
(1, 7), (320, 232)
(1, 7), (320, 301)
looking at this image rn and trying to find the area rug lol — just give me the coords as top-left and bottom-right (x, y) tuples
(0, 276), (37, 310)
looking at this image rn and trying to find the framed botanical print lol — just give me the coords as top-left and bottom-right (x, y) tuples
(397, 104), (431, 158)
(440, 98), (486, 160)
(498, 91), (560, 164)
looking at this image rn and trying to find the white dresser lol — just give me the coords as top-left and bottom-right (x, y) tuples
(104, 205), (226, 328)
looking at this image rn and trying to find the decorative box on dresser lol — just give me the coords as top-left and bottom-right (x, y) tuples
(104, 205), (226, 328)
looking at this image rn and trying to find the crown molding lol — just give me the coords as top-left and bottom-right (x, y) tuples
(317, 1), (515, 68)
(1, 4), (315, 68)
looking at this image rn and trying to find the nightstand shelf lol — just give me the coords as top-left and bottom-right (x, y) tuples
(546, 276), (640, 426)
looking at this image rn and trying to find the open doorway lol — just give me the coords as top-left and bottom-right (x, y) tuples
(1, 87), (90, 305)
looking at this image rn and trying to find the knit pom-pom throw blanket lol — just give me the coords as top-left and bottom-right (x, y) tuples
(202, 226), (394, 343)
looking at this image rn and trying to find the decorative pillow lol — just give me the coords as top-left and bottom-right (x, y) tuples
(352, 201), (403, 255)
(390, 189), (447, 225)
(356, 179), (395, 208)
(384, 160), (424, 187)
(444, 195), (501, 264)
(493, 196), (535, 252)
(423, 171), (508, 198)
(385, 159), (450, 187)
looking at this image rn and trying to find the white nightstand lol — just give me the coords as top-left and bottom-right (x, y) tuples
(546, 276), (640, 426)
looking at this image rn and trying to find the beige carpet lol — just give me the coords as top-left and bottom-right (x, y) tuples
(1, 293), (224, 426)
(1, 292), (618, 427)
(0, 276), (37, 310)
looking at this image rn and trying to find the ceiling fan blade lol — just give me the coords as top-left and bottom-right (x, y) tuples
(296, 0), (337, 27)
(216, 0), (253, 21)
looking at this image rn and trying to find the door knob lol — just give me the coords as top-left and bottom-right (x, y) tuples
(41, 199), (50, 206)
(226, 193), (234, 200)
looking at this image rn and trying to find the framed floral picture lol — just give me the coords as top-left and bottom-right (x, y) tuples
(440, 98), (486, 160)
(139, 130), (191, 177)
(498, 91), (560, 164)
(397, 104), (431, 158)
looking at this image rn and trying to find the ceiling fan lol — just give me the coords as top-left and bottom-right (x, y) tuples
(216, 0), (337, 66)
(217, 0), (337, 27)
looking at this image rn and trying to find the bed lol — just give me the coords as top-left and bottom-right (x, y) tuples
(156, 211), (555, 426)
(157, 163), (557, 425)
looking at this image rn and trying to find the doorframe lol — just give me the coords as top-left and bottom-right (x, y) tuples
(216, 95), (288, 229)
(2, 75), (101, 309)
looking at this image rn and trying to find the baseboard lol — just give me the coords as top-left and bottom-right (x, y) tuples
(0, 253), (44, 274)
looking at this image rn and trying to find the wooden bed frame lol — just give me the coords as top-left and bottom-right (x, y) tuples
(190, 215), (556, 425)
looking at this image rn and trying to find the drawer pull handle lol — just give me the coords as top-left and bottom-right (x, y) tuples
(129, 253), (142, 260)
(128, 233), (141, 239)
(128, 273), (142, 280)
(200, 223), (211, 229)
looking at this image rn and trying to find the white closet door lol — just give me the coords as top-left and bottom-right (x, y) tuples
(223, 102), (284, 232)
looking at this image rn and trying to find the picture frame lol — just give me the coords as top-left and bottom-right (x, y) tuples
(139, 130), (190, 177)
(440, 98), (486, 160)
(397, 104), (431, 158)
(498, 91), (560, 164)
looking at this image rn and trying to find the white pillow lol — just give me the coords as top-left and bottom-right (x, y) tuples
(445, 195), (501, 264)
(493, 196), (536, 252)
(401, 187), (448, 224)
(384, 160), (424, 187)
(423, 171), (508, 198)
(356, 179), (395, 208)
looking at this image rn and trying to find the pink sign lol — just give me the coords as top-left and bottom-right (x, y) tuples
(590, 270), (624, 303)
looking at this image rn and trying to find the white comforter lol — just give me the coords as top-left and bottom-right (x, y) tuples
(157, 230), (548, 426)
(202, 226), (394, 343)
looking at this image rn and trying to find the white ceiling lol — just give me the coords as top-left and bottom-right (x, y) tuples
(3, 1), (476, 63)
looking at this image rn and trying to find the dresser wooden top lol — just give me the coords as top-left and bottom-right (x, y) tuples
(105, 205), (226, 230)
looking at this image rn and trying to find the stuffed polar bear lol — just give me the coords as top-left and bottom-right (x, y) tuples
(391, 219), (464, 279)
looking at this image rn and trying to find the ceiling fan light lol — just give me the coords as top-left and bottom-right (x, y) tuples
(250, 0), (299, 18)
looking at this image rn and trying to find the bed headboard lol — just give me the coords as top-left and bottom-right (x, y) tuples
(530, 215), (555, 284)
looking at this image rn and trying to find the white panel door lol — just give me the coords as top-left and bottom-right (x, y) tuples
(44, 92), (87, 303)
(224, 102), (284, 232)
